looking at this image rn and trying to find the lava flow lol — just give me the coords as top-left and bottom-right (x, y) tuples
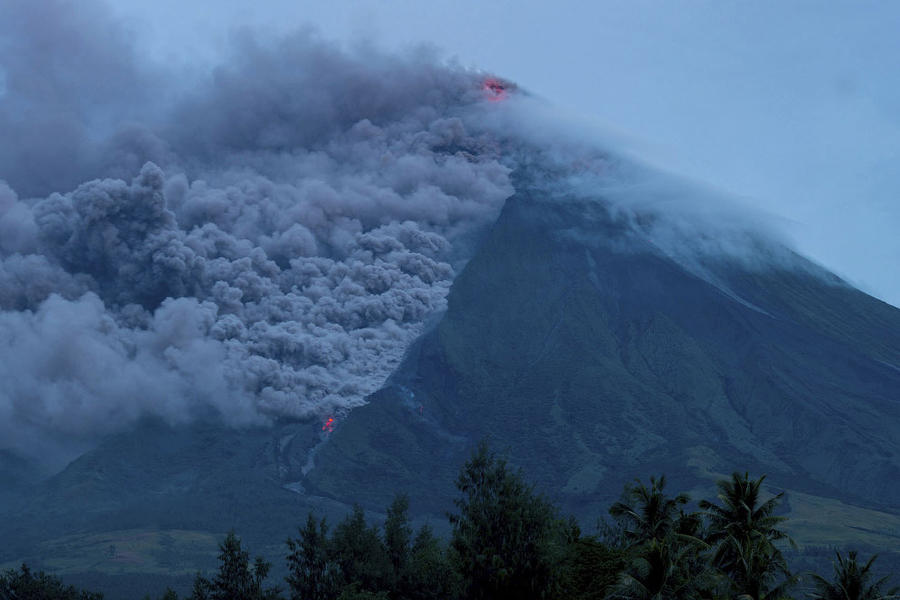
(483, 77), (511, 101)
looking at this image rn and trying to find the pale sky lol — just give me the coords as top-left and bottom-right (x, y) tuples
(112, 0), (900, 306)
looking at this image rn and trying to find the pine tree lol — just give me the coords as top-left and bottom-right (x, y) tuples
(405, 524), (459, 600)
(286, 514), (341, 600)
(383, 494), (412, 592)
(191, 531), (280, 600)
(330, 505), (391, 594)
(448, 441), (570, 600)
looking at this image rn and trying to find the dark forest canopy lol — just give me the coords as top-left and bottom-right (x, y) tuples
(6, 443), (897, 600)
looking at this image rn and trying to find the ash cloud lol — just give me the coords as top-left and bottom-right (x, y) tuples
(0, 0), (513, 464)
(0, 0), (797, 466)
(0, 0), (159, 198)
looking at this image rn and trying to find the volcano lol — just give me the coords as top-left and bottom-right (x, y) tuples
(3, 16), (900, 594)
(4, 164), (900, 597)
(305, 174), (900, 523)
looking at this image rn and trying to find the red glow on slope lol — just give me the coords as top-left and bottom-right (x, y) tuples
(322, 417), (335, 433)
(483, 77), (509, 102)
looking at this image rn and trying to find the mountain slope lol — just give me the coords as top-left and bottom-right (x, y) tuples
(0, 420), (350, 564)
(307, 184), (900, 520)
(4, 176), (900, 587)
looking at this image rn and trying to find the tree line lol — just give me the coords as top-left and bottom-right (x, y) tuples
(3, 442), (897, 600)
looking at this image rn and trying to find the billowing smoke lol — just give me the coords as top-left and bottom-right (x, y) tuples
(0, 1), (798, 466)
(0, 0), (514, 464)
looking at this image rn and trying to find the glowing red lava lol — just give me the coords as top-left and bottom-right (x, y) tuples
(483, 77), (509, 102)
(322, 417), (335, 433)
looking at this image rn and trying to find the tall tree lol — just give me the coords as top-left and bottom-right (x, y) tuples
(608, 477), (714, 600)
(405, 524), (459, 600)
(448, 441), (572, 600)
(609, 476), (689, 546)
(699, 472), (797, 599)
(329, 505), (391, 594)
(286, 514), (341, 600)
(383, 494), (412, 591)
(560, 536), (625, 600)
(810, 551), (900, 600)
(608, 538), (694, 600)
(191, 531), (280, 600)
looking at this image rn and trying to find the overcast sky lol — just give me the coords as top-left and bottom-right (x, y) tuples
(110, 1), (900, 306)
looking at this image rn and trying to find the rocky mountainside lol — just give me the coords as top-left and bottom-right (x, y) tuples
(4, 173), (900, 590)
(307, 180), (900, 521)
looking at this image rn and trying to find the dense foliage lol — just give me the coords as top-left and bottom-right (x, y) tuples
(8, 445), (898, 600)
(0, 563), (104, 600)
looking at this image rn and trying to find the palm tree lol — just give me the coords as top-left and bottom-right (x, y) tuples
(809, 551), (900, 600)
(726, 534), (798, 600)
(699, 472), (797, 599)
(607, 538), (687, 600)
(609, 477), (716, 600)
(609, 476), (690, 546)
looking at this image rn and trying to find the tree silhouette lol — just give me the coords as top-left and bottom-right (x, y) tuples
(448, 441), (572, 600)
(608, 538), (696, 600)
(286, 514), (341, 600)
(383, 494), (412, 592)
(699, 472), (797, 599)
(609, 476), (689, 546)
(608, 477), (714, 600)
(405, 524), (459, 600)
(329, 505), (391, 594)
(191, 531), (280, 600)
(810, 551), (900, 600)
(0, 564), (103, 600)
